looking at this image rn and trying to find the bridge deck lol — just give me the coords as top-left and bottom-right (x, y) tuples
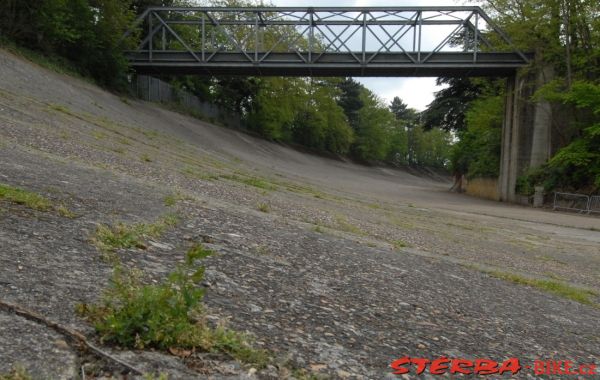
(124, 6), (531, 78)
(126, 51), (529, 77)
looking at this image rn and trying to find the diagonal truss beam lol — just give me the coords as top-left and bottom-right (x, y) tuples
(123, 6), (531, 77)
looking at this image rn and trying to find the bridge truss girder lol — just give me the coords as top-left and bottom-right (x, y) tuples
(124, 6), (531, 77)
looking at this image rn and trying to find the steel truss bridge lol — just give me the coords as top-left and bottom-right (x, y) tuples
(124, 6), (531, 77)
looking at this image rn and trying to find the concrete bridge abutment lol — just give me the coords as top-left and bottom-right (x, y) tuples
(498, 65), (553, 202)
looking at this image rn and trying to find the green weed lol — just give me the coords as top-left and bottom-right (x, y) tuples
(0, 183), (52, 211)
(254, 245), (270, 255)
(221, 175), (277, 191)
(181, 167), (219, 181)
(140, 154), (152, 162)
(142, 130), (160, 139)
(334, 215), (366, 236)
(164, 195), (177, 207)
(0, 366), (31, 380)
(92, 214), (179, 253)
(488, 270), (598, 305)
(392, 239), (411, 249)
(48, 104), (75, 116)
(117, 137), (132, 146)
(77, 244), (268, 367)
(93, 131), (107, 140)
(257, 202), (270, 213)
(163, 193), (191, 207)
(57, 205), (76, 218)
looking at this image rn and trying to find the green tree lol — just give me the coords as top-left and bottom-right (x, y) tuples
(0, 0), (135, 87)
(390, 96), (410, 120)
(450, 95), (504, 178)
(352, 90), (394, 161)
(337, 78), (365, 131)
(422, 77), (483, 132)
(248, 77), (306, 141)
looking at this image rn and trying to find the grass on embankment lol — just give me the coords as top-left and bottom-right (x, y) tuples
(487, 270), (598, 306)
(0, 183), (74, 217)
(0, 37), (90, 83)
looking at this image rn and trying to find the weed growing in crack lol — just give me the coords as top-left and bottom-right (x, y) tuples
(0, 183), (52, 211)
(180, 167), (219, 181)
(56, 205), (76, 218)
(140, 154), (153, 163)
(334, 215), (366, 236)
(254, 245), (270, 255)
(221, 174), (277, 191)
(0, 183), (75, 217)
(92, 214), (179, 256)
(313, 224), (324, 233)
(164, 194), (177, 207)
(48, 103), (73, 115)
(76, 244), (269, 367)
(392, 239), (411, 249)
(0, 366), (31, 380)
(163, 193), (191, 207)
(257, 202), (270, 213)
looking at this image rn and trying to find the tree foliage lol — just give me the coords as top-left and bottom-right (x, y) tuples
(422, 0), (599, 193)
(422, 77), (484, 132)
(481, 0), (600, 193)
(0, 0), (452, 167)
(0, 0), (136, 87)
(519, 81), (600, 192)
(450, 95), (504, 179)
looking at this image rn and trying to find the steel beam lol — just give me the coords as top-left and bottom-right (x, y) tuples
(123, 6), (530, 77)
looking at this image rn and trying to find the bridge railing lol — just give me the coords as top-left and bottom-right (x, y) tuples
(122, 6), (530, 76)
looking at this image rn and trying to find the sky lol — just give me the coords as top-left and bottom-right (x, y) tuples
(268, 0), (464, 111)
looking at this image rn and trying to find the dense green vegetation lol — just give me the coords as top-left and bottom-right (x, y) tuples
(0, 0), (138, 87)
(0, 0), (451, 167)
(520, 81), (600, 193)
(422, 0), (600, 194)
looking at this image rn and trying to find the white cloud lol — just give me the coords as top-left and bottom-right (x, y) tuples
(357, 77), (445, 111)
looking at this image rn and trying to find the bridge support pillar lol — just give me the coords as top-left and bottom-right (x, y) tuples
(529, 65), (554, 168)
(499, 75), (520, 202)
(498, 66), (553, 203)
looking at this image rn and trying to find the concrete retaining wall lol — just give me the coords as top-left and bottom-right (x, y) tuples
(465, 178), (500, 201)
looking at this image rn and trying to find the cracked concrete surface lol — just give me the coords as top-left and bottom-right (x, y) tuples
(1, 48), (599, 379)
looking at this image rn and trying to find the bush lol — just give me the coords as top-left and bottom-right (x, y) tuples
(77, 244), (269, 366)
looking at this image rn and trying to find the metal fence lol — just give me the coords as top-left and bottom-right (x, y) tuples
(132, 75), (242, 129)
(589, 195), (600, 215)
(553, 192), (600, 214)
